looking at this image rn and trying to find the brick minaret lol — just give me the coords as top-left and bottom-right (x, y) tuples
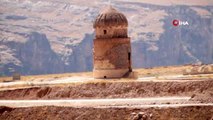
(93, 6), (132, 79)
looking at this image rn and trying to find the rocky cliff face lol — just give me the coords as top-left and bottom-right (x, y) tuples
(0, 0), (212, 76)
(0, 32), (94, 76)
(132, 5), (213, 68)
(0, 32), (63, 75)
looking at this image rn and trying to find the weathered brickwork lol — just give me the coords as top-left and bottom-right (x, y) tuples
(93, 6), (132, 78)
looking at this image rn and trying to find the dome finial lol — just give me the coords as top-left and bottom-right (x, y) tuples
(108, 0), (111, 6)
(107, 0), (114, 10)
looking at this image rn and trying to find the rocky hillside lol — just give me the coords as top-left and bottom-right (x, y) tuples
(0, 0), (213, 76)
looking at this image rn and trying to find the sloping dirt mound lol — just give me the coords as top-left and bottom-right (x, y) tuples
(183, 64), (213, 75)
(0, 80), (212, 103)
(0, 106), (212, 120)
(36, 87), (52, 98)
(0, 106), (13, 114)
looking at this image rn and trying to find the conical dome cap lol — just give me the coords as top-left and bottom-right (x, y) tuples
(93, 6), (128, 28)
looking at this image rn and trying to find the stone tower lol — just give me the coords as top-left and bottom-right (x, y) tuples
(93, 6), (132, 79)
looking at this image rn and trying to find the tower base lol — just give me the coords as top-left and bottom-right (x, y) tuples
(93, 69), (129, 79)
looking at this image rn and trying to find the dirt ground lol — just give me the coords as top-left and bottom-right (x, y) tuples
(0, 106), (212, 120)
(0, 65), (201, 82)
(0, 65), (212, 120)
(0, 80), (212, 103)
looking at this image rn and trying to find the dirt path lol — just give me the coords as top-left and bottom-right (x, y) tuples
(0, 97), (211, 108)
(0, 74), (212, 91)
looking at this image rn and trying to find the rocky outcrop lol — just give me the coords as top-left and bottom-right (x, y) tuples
(1, 32), (64, 75)
(0, 32), (94, 76)
(132, 5), (213, 68)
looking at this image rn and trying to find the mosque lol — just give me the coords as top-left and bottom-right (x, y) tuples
(93, 6), (135, 79)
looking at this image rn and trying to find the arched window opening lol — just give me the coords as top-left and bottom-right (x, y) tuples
(104, 30), (107, 34)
